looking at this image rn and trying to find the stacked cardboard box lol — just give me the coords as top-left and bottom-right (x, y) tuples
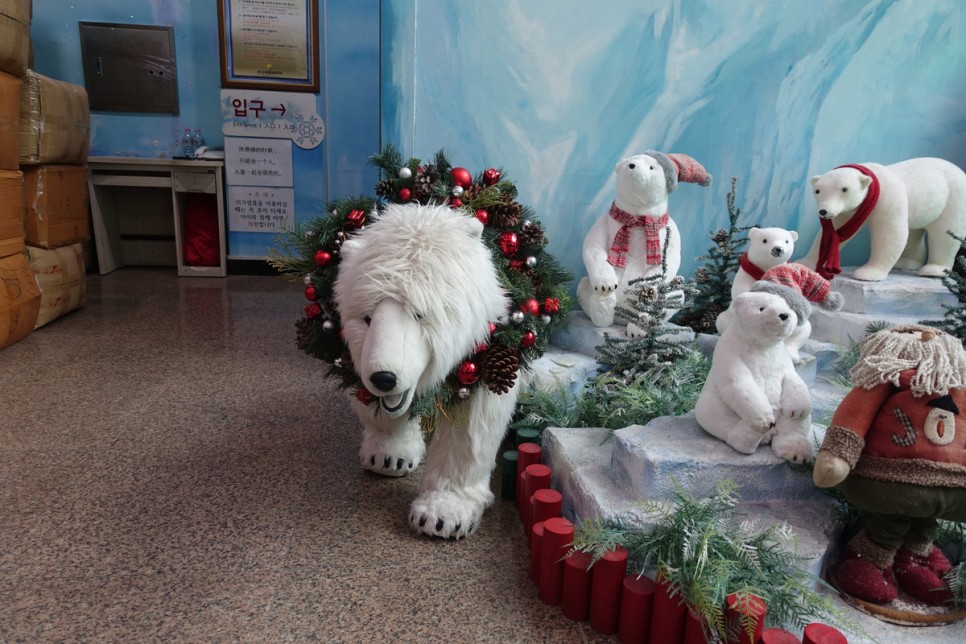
(19, 69), (90, 165)
(27, 243), (85, 328)
(0, 0), (35, 348)
(0, 0), (30, 78)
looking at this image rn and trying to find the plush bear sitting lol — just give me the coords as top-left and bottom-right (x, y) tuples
(577, 151), (710, 328)
(695, 284), (814, 463)
(814, 325), (966, 606)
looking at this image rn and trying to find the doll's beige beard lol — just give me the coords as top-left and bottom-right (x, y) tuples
(851, 327), (966, 396)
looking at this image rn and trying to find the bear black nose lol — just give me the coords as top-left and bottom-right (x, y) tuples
(370, 371), (397, 392)
(819, 209), (828, 216)
(628, 163), (635, 169)
(771, 247), (784, 257)
(779, 313), (789, 321)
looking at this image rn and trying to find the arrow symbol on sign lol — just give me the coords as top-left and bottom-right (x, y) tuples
(271, 104), (287, 116)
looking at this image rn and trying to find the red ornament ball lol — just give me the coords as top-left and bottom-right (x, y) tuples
(474, 209), (489, 225)
(521, 298), (540, 316)
(475, 341), (489, 354)
(450, 167), (473, 190)
(498, 231), (519, 257)
(543, 298), (561, 314)
(509, 259), (524, 271)
(356, 387), (374, 405)
(455, 361), (479, 385)
(482, 168), (501, 186)
(520, 330), (537, 348)
(304, 285), (318, 301)
(304, 303), (322, 319)
(314, 250), (332, 266)
(450, 198), (463, 208)
(489, 322), (498, 334)
(398, 188), (412, 202)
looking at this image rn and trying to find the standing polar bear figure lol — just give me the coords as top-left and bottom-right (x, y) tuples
(800, 158), (966, 282)
(334, 203), (517, 539)
(695, 285), (814, 463)
(577, 152), (710, 328)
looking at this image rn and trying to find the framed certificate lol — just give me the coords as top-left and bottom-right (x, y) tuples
(217, 0), (320, 93)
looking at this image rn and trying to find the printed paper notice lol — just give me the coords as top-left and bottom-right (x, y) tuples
(228, 186), (294, 232)
(225, 137), (293, 187)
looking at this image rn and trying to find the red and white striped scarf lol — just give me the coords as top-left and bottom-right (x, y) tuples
(606, 202), (669, 268)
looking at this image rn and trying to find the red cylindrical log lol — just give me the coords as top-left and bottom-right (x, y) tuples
(529, 521), (545, 584)
(561, 550), (594, 622)
(683, 606), (709, 644)
(725, 592), (766, 644)
(532, 487), (563, 524)
(523, 464), (552, 535)
(760, 627), (802, 644)
(617, 574), (656, 644)
(538, 517), (574, 605)
(588, 546), (629, 634)
(516, 443), (542, 518)
(802, 623), (847, 644)
(649, 575), (687, 644)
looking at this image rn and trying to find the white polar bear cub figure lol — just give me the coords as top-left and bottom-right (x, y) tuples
(715, 226), (796, 334)
(334, 203), (517, 539)
(695, 285), (814, 463)
(800, 158), (966, 282)
(577, 152), (710, 328)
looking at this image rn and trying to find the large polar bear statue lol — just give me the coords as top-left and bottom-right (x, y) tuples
(695, 285), (814, 463)
(333, 203), (517, 539)
(577, 152), (710, 327)
(799, 158), (966, 282)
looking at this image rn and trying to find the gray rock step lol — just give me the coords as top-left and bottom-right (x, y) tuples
(528, 347), (599, 397)
(830, 268), (956, 315)
(550, 310), (695, 359)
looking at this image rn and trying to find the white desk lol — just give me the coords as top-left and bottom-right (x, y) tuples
(88, 157), (227, 277)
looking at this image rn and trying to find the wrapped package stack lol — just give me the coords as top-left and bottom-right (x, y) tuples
(0, 0), (92, 349)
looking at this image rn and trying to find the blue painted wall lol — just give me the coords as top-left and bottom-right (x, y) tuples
(382, 0), (966, 283)
(30, 0), (380, 260)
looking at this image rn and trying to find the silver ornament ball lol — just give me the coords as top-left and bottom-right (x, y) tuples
(452, 185), (464, 197)
(303, 274), (313, 286)
(541, 314), (552, 325)
(398, 167), (412, 179)
(322, 319), (335, 332)
(511, 311), (525, 324)
(525, 256), (537, 268)
(458, 387), (471, 399)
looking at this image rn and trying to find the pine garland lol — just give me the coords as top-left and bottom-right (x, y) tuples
(269, 144), (573, 423)
(572, 480), (865, 640)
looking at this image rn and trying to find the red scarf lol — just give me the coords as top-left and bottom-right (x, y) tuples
(607, 202), (669, 268)
(816, 164), (880, 279)
(739, 253), (766, 280)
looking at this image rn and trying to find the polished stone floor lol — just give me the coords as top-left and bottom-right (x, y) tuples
(0, 268), (611, 642)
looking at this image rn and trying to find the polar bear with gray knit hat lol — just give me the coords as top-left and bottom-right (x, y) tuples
(577, 151), (711, 328)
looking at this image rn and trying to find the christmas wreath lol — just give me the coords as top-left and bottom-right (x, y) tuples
(270, 144), (572, 422)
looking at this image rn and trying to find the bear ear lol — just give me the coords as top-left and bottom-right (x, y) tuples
(858, 174), (872, 190)
(810, 176), (820, 187)
(340, 237), (364, 256)
(790, 230), (799, 242)
(461, 214), (485, 239)
(748, 227), (761, 240)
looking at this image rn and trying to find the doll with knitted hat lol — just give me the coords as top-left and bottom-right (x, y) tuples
(813, 325), (966, 607)
(577, 151), (711, 328)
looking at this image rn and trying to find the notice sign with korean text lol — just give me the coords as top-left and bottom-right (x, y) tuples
(225, 137), (294, 187)
(220, 89), (325, 149)
(227, 186), (295, 232)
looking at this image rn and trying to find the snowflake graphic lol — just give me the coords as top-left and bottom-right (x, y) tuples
(294, 114), (325, 149)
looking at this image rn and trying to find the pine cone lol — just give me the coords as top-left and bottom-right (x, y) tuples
(414, 172), (436, 199)
(700, 302), (723, 332)
(480, 344), (520, 394)
(462, 184), (484, 203)
(518, 222), (545, 249)
(713, 228), (729, 246)
(694, 267), (711, 283)
(488, 198), (523, 228)
(375, 180), (395, 198)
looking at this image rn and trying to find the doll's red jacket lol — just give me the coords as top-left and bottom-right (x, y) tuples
(821, 369), (966, 488)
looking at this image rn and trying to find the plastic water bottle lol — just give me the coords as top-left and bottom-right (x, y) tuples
(181, 128), (194, 157)
(192, 129), (205, 156)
